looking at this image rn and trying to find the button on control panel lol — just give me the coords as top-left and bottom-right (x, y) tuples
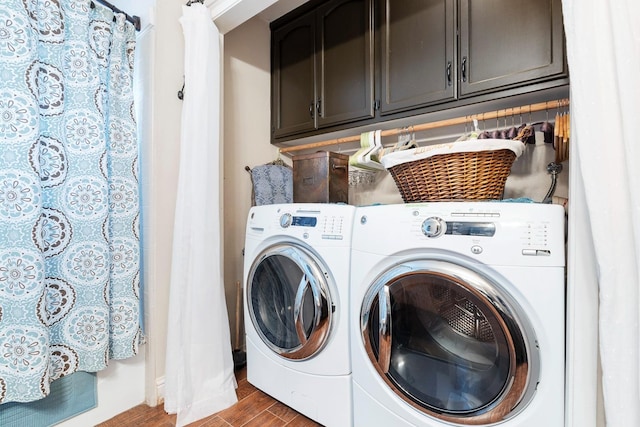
(522, 249), (551, 256)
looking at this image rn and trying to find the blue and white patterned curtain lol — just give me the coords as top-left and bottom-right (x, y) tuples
(0, 0), (140, 403)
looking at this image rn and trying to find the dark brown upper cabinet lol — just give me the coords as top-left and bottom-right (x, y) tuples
(271, 0), (374, 139)
(458, 0), (566, 96)
(271, 12), (316, 138)
(380, 0), (566, 116)
(380, 0), (456, 115)
(271, 0), (567, 141)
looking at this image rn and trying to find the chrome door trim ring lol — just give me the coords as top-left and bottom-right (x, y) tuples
(247, 242), (332, 360)
(360, 254), (540, 424)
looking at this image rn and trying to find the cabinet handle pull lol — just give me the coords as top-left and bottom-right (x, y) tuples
(446, 61), (452, 86)
(461, 56), (467, 82)
(309, 102), (314, 119)
(316, 100), (322, 118)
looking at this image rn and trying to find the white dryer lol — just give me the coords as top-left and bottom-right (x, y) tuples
(350, 202), (566, 427)
(244, 203), (355, 427)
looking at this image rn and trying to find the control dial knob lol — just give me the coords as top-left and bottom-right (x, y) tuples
(280, 213), (292, 228)
(422, 217), (446, 238)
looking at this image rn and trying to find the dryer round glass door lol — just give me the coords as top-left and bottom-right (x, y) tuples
(247, 243), (333, 360)
(360, 259), (539, 425)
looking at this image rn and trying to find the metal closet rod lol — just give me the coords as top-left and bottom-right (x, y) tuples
(279, 98), (570, 154)
(91, 0), (141, 31)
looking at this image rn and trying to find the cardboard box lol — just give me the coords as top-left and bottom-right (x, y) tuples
(292, 151), (349, 203)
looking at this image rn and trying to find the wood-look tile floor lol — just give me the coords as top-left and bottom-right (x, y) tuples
(96, 366), (323, 427)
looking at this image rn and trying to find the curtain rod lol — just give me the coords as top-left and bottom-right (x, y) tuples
(279, 98), (570, 154)
(91, 0), (141, 31)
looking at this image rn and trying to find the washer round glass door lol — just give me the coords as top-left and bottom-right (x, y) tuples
(361, 259), (539, 424)
(247, 243), (332, 360)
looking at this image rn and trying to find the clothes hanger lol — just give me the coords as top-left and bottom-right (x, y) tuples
(270, 151), (286, 166)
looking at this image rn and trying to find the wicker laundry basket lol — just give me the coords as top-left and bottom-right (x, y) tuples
(380, 139), (525, 202)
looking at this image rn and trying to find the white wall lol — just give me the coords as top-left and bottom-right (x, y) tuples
(222, 16), (278, 350)
(141, 0), (186, 407)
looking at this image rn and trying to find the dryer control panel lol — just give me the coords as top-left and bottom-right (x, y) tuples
(353, 202), (565, 267)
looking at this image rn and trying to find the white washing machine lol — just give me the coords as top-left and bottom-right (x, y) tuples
(243, 203), (355, 427)
(350, 202), (566, 427)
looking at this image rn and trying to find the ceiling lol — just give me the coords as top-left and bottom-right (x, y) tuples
(257, 0), (308, 23)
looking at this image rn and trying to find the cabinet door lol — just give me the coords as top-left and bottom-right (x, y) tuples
(380, 0), (455, 115)
(272, 13), (316, 138)
(316, 0), (374, 128)
(459, 0), (566, 96)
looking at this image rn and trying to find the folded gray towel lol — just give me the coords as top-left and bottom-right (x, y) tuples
(248, 164), (293, 206)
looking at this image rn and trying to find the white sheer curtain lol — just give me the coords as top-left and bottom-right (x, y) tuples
(562, 1), (640, 425)
(164, 4), (237, 426)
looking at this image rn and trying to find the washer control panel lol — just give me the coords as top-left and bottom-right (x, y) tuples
(278, 211), (347, 240)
